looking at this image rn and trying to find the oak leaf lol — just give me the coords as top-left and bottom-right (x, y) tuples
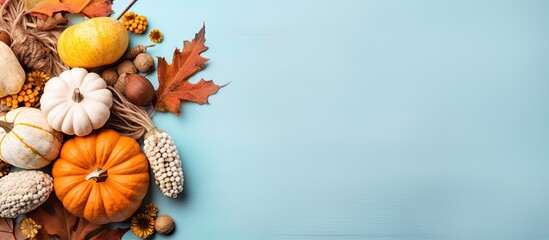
(24, 0), (113, 19)
(0, 218), (25, 240)
(80, 0), (113, 18)
(26, 193), (129, 240)
(155, 24), (223, 115)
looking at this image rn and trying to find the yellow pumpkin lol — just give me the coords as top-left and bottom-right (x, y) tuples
(57, 17), (129, 68)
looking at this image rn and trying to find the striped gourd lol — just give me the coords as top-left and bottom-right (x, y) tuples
(0, 107), (63, 169)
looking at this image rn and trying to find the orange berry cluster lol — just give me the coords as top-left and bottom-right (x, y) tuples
(0, 70), (49, 109)
(122, 12), (148, 34)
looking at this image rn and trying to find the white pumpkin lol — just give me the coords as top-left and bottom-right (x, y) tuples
(41, 68), (113, 136)
(0, 42), (25, 98)
(0, 108), (63, 169)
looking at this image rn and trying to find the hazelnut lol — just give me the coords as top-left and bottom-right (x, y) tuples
(101, 68), (118, 86)
(154, 214), (174, 235)
(124, 73), (155, 106)
(134, 53), (154, 72)
(117, 60), (137, 75)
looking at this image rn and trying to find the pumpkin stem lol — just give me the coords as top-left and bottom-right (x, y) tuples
(85, 168), (108, 182)
(0, 121), (14, 133)
(72, 88), (83, 103)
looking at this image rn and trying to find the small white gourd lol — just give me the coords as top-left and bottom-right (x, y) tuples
(40, 68), (113, 136)
(0, 108), (63, 169)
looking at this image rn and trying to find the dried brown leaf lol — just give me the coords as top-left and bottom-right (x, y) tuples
(0, 218), (25, 240)
(25, 0), (112, 18)
(37, 12), (68, 30)
(26, 194), (129, 240)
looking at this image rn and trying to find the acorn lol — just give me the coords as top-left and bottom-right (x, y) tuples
(124, 73), (155, 106)
(155, 214), (175, 235)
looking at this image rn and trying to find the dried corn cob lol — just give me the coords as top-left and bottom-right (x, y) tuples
(108, 87), (185, 198)
(143, 128), (184, 198)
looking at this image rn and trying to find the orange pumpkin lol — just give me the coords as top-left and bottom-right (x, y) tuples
(52, 129), (149, 224)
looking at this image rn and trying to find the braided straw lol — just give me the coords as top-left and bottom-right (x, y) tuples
(0, 0), (68, 76)
(106, 87), (155, 140)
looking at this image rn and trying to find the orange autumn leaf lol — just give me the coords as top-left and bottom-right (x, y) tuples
(80, 0), (113, 18)
(155, 24), (223, 115)
(25, 0), (112, 18)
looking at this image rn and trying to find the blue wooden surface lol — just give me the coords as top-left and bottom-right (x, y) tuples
(115, 0), (549, 239)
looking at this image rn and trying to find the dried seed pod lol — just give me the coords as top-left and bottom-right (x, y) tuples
(143, 128), (184, 198)
(101, 68), (118, 86)
(134, 53), (154, 72)
(114, 73), (127, 93)
(123, 44), (155, 59)
(117, 60), (137, 75)
(124, 74), (155, 107)
(155, 214), (175, 235)
(0, 31), (11, 46)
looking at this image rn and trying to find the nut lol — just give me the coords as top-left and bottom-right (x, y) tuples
(154, 214), (174, 235)
(101, 68), (118, 86)
(113, 73), (127, 93)
(134, 53), (154, 72)
(124, 73), (155, 106)
(117, 60), (137, 75)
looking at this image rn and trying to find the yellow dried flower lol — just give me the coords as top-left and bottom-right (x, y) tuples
(27, 69), (50, 84)
(144, 203), (158, 217)
(131, 213), (155, 238)
(0, 161), (9, 178)
(122, 12), (148, 34)
(20, 218), (41, 239)
(0, 70), (49, 109)
(149, 29), (163, 43)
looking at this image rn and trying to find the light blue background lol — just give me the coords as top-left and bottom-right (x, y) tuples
(113, 0), (549, 239)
